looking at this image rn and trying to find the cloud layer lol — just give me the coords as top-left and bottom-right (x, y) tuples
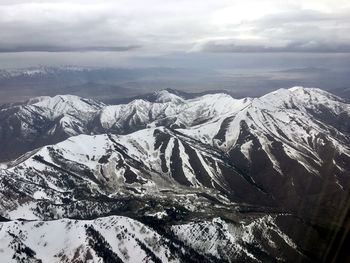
(0, 0), (349, 55)
(0, 45), (140, 53)
(196, 40), (350, 53)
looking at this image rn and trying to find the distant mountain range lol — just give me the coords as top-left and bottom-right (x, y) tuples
(0, 66), (205, 104)
(1, 66), (349, 105)
(0, 87), (349, 262)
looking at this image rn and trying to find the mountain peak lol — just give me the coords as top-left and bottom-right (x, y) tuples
(153, 89), (185, 103)
(257, 86), (344, 108)
(28, 94), (104, 119)
(0, 86), (349, 262)
(288, 86), (305, 92)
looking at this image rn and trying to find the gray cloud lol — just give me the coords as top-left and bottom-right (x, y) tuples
(0, 45), (140, 53)
(0, 0), (349, 65)
(192, 6), (350, 53)
(198, 40), (350, 53)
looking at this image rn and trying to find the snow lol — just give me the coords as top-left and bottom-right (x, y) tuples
(99, 91), (252, 137)
(0, 86), (348, 262)
(33, 191), (49, 200)
(99, 100), (175, 130)
(32, 95), (102, 119)
(8, 87), (347, 180)
(240, 140), (253, 161)
(165, 137), (175, 174)
(178, 140), (198, 186)
(153, 90), (184, 103)
(177, 87), (349, 178)
(171, 215), (299, 261)
(241, 215), (299, 250)
(147, 210), (168, 219)
(7, 203), (39, 220)
(258, 134), (283, 174)
(5, 86), (348, 202)
(0, 216), (179, 263)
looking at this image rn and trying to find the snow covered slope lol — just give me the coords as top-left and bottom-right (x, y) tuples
(0, 95), (105, 161)
(0, 87), (349, 262)
(1, 87), (349, 216)
(171, 215), (303, 262)
(176, 87), (350, 217)
(1, 127), (270, 221)
(0, 89), (251, 161)
(0, 216), (183, 262)
(0, 214), (308, 263)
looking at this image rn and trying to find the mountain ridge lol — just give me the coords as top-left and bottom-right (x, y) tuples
(0, 86), (349, 262)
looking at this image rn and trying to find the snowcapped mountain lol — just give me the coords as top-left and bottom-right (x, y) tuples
(1, 127), (274, 222)
(0, 94), (105, 161)
(0, 87), (349, 262)
(0, 214), (306, 263)
(178, 87), (350, 220)
(0, 216), (191, 262)
(0, 90), (248, 160)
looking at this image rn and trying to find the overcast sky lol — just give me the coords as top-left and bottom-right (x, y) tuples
(0, 0), (350, 68)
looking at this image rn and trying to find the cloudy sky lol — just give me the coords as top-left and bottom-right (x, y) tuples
(0, 0), (350, 68)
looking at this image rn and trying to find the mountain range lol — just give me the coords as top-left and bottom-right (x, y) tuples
(0, 87), (349, 262)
